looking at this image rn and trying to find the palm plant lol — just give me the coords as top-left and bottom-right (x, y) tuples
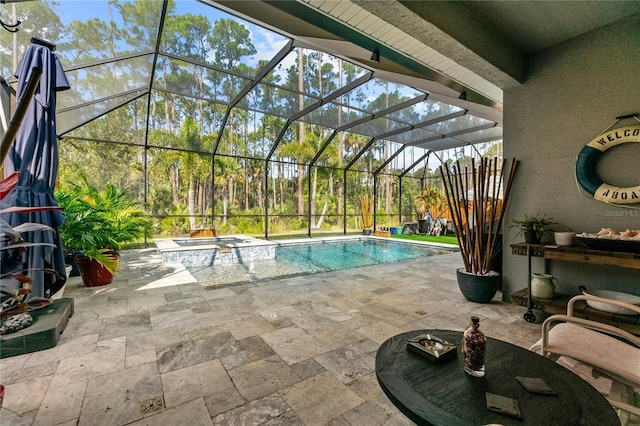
(55, 176), (150, 275)
(55, 182), (119, 274)
(359, 194), (373, 230)
(414, 187), (448, 219)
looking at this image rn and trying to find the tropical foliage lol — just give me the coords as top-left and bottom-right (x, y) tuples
(55, 176), (151, 272)
(358, 194), (373, 230)
(414, 187), (449, 219)
(511, 213), (555, 243)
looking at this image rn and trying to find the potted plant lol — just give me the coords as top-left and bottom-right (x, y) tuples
(414, 188), (439, 233)
(440, 158), (519, 303)
(414, 187), (450, 234)
(55, 177), (150, 287)
(511, 213), (555, 244)
(359, 194), (373, 235)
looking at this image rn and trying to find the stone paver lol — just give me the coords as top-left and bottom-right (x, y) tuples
(1, 247), (617, 425)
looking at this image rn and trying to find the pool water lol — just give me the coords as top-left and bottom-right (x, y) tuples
(190, 238), (452, 287)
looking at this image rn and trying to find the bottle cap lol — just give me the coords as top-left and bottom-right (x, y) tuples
(471, 316), (480, 324)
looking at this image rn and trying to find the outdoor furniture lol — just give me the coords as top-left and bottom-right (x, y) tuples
(376, 329), (619, 425)
(402, 222), (418, 235)
(189, 228), (217, 238)
(530, 294), (640, 422)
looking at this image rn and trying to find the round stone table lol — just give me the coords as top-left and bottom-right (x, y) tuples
(375, 329), (619, 426)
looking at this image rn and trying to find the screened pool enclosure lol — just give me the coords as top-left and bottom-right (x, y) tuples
(1, 0), (503, 239)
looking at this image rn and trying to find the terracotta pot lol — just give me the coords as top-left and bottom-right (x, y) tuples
(75, 256), (113, 287)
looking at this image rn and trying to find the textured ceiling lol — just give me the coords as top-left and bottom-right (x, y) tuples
(460, 1), (640, 53)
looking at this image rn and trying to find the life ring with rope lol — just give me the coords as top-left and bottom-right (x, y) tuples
(575, 125), (640, 205)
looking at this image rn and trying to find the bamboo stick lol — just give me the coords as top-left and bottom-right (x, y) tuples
(440, 157), (519, 276)
(483, 157), (501, 271)
(458, 162), (473, 269)
(440, 164), (469, 271)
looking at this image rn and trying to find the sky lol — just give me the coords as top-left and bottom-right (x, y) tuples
(40, 0), (499, 170)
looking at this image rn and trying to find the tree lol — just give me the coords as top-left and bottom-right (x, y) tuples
(0, 0), (63, 76)
(208, 18), (256, 70)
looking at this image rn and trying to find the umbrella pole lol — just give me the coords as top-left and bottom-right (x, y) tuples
(1, 67), (42, 163)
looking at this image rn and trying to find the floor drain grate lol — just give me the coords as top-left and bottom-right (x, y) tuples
(139, 396), (165, 416)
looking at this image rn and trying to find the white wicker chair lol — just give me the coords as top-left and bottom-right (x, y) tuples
(530, 294), (640, 423)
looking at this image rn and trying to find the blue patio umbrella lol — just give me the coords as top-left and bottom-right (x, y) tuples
(1, 42), (70, 299)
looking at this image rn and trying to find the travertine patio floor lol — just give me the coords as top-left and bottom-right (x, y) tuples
(0, 246), (618, 425)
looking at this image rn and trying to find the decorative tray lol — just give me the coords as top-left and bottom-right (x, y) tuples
(575, 235), (640, 254)
(407, 333), (457, 363)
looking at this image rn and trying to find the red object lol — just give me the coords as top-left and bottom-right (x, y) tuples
(0, 172), (19, 200)
(75, 256), (113, 287)
(0, 384), (4, 409)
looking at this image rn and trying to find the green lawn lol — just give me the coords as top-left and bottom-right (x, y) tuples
(391, 233), (459, 245)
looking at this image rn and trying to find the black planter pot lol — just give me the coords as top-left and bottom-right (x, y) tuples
(456, 268), (501, 303)
(524, 231), (541, 244)
(362, 229), (372, 236)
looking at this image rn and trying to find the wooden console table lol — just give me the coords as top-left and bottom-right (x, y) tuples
(511, 243), (640, 269)
(510, 243), (640, 334)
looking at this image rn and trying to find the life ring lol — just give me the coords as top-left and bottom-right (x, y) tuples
(575, 125), (640, 204)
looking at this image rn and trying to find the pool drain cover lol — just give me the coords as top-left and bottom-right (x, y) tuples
(139, 396), (165, 416)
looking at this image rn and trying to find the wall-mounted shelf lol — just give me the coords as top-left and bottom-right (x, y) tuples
(511, 243), (640, 270)
(510, 288), (640, 335)
(510, 243), (640, 333)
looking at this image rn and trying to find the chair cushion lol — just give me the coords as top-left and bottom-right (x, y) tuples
(530, 323), (640, 388)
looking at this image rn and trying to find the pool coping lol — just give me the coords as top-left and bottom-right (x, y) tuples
(272, 235), (459, 251)
(154, 234), (276, 252)
(155, 234), (459, 252)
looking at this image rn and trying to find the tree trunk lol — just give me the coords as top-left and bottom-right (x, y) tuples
(310, 167), (317, 228)
(163, 59), (171, 133)
(150, 91), (156, 129)
(222, 197), (228, 225)
(170, 165), (179, 203)
(188, 178), (197, 229)
(384, 83), (391, 215)
(279, 162), (285, 207)
(337, 60), (344, 224)
(256, 169), (263, 209)
(228, 179), (234, 213)
(198, 181), (205, 222)
(297, 48), (305, 217)
(244, 159), (249, 210)
(316, 197), (329, 229)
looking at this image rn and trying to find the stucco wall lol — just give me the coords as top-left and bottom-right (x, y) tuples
(502, 14), (640, 300)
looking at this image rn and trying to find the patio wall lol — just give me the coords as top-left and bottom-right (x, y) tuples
(502, 14), (640, 300)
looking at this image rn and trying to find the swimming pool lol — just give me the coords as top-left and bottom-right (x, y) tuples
(189, 237), (454, 287)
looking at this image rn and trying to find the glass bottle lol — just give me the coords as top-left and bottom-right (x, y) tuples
(463, 316), (486, 377)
